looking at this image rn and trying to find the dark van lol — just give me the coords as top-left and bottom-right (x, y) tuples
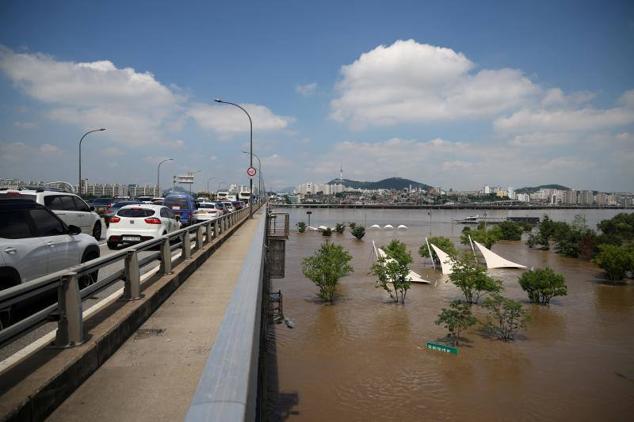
(164, 192), (197, 226)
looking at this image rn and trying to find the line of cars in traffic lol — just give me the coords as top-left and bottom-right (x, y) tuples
(0, 188), (245, 296)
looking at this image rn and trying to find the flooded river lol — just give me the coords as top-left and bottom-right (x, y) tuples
(265, 208), (634, 421)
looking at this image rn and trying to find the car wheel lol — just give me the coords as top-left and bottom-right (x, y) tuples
(107, 240), (119, 250)
(92, 221), (102, 240)
(0, 268), (21, 329)
(79, 251), (99, 289)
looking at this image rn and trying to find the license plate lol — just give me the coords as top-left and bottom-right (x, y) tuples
(123, 236), (141, 241)
(172, 206), (181, 210)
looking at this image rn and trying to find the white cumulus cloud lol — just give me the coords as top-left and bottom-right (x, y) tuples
(188, 103), (293, 137)
(330, 39), (538, 128)
(0, 46), (184, 146)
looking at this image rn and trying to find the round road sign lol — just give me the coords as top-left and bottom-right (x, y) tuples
(246, 166), (257, 177)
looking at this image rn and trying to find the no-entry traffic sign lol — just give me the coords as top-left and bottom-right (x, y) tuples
(247, 166), (257, 177)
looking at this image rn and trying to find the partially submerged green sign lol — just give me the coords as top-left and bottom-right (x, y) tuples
(426, 341), (458, 355)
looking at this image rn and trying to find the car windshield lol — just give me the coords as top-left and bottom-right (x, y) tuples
(117, 208), (155, 217)
(0, 192), (36, 201)
(198, 204), (215, 209)
(92, 198), (112, 205)
(165, 197), (190, 208)
(112, 201), (140, 209)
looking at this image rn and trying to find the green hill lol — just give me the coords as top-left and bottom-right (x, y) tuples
(515, 184), (570, 194)
(327, 177), (432, 191)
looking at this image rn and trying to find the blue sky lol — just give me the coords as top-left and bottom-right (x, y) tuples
(1, 0), (633, 191)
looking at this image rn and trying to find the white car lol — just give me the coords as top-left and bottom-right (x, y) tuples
(106, 204), (181, 249)
(0, 198), (100, 290)
(193, 202), (222, 222)
(221, 201), (236, 213)
(0, 189), (103, 240)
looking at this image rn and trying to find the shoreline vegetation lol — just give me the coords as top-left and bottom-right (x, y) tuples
(296, 212), (632, 347)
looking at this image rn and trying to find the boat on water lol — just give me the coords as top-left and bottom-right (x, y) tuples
(453, 214), (480, 224)
(372, 241), (431, 284)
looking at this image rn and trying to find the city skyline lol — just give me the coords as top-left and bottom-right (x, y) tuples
(0, 1), (633, 191)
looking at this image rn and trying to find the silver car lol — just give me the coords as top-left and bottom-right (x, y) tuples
(0, 198), (100, 290)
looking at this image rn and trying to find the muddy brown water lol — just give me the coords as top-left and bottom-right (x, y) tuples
(265, 208), (634, 421)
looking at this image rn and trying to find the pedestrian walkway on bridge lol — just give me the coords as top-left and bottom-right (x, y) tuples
(47, 211), (265, 422)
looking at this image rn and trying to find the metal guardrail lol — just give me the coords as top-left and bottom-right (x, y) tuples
(267, 212), (289, 239)
(186, 212), (266, 422)
(0, 204), (261, 348)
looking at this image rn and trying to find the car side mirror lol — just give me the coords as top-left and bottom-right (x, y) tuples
(68, 225), (82, 235)
(90, 206), (95, 211)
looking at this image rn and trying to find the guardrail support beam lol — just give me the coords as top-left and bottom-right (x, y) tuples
(160, 238), (173, 274)
(55, 272), (85, 347)
(123, 251), (142, 300)
(205, 222), (212, 244)
(213, 220), (219, 239)
(196, 227), (204, 250)
(183, 231), (192, 260)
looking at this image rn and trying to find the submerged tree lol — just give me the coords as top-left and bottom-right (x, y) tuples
(419, 236), (457, 266)
(461, 226), (500, 249)
(297, 221), (306, 233)
(372, 240), (413, 304)
(449, 254), (503, 304)
(335, 223), (346, 234)
(482, 294), (529, 341)
(302, 241), (353, 303)
(435, 301), (477, 346)
(593, 244), (634, 281)
(351, 225), (366, 240)
(518, 268), (567, 304)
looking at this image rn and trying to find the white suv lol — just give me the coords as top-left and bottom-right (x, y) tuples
(0, 189), (103, 240)
(0, 198), (101, 290)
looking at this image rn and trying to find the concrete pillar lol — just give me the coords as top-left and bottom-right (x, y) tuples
(124, 250), (142, 300)
(55, 272), (85, 347)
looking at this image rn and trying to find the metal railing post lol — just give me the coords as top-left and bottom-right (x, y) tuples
(196, 226), (204, 250)
(123, 250), (142, 300)
(205, 221), (212, 244)
(214, 219), (219, 239)
(55, 272), (85, 347)
(160, 238), (173, 274)
(182, 230), (192, 260)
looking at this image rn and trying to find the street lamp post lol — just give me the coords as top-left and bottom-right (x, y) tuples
(157, 158), (174, 197)
(215, 98), (254, 218)
(78, 128), (106, 196)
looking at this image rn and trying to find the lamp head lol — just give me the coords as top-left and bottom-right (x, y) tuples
(99, 128), (106, 131)
(214, 98), (222, 103)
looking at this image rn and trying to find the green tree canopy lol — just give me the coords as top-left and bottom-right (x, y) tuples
(461, 227), (500, 249)
(482, 294), (529, 341)
(351, 225), (366, 240)
(435, 301), (477, 346)
(495, 221), (524, 241)
(593, 244), (634, 281)
(372, 240), (413, 303)
(449, 254), (503, 304)
(518, 268), (567, 304)
(302, 242), (353, 302)
(419, 236), (457, 265)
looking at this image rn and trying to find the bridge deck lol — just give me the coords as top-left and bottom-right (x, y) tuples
(47, 212), (264, 422)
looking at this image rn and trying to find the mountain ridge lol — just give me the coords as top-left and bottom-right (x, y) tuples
(515, 184), (570, 194)
(327, 177), (433, 191)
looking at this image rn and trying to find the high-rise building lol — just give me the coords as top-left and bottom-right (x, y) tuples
(579, 190), (594, 205)
(564, 190), (577, 205)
